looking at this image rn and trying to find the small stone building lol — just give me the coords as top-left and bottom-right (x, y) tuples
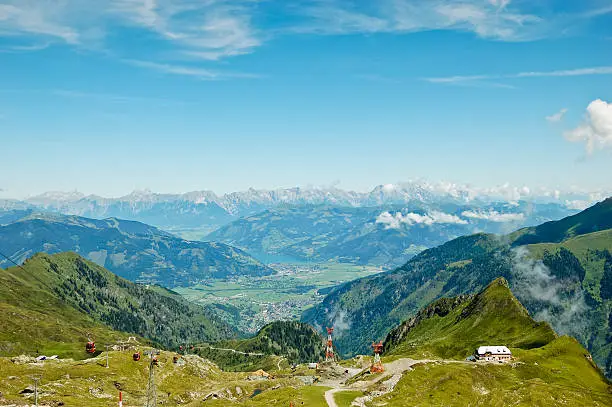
(475, 346), (512, 362)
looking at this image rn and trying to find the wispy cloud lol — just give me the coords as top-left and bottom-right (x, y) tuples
(0, 42), (50, 53)
(0, 0), (610, 81)
(110, 0), (262, 61)
(546, 108), (568, 123)
(425, 66), (612, 86)
(291, 0), (546, 41)
(582, 5), (612, 18)
(0, 1), (263, 58)
(125, 59), (261, 80)
(353, 74), (401, 84)
(461, 209), (524, 222)
(515, 66), (612, 78)
(0, 2), (81, 43)
(0, 0), (263, 77)
(51, 89), (189, 105)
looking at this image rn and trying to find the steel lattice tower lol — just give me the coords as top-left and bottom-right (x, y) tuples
(370, 341), (384, 373)
(325, 327), (335, 362)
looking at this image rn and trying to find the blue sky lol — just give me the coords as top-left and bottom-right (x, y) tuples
(0, 0), (611, 198)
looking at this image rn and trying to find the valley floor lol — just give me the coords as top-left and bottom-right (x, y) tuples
(174, 262), (382, 333)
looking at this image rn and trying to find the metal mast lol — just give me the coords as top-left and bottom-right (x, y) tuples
(325, 327), (335, 362)
(145, 351), (157, 407)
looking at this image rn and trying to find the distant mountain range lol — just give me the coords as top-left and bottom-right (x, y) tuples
(303, 197), (612, 377)
(0, 252), (235, 358)
(1, 182), (603, 232)
(0, 211), (274, 286)
(207, 202), (577, 266)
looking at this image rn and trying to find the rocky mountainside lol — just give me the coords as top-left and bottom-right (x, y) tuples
(302, 198), (612, 377)
(0, 212), (274, 286)
(0, 252), (235, 358)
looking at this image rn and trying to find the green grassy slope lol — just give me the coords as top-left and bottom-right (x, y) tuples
(0, 252), (235, 358)
(377, 337), (611, 406)
(375, 281), (611, 406)
(0, 349), (329, 407)
(0, 280), (130, 360)
(384, 278), (556, 359)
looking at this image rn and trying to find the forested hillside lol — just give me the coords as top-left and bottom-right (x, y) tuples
(195, 321), (324, 371)
(0, 253), (236, 357)
(0, 212), (274, 286)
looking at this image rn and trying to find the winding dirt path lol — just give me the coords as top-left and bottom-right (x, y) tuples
(320, 358), (474, 407)
(194, 346), (265, 356)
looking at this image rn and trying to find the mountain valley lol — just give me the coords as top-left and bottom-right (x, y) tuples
(303, 198), (612, 377)
(0, 212), (274, 287)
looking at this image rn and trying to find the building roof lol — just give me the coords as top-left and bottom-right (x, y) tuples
(252, 369), (271, 377)
(477, 346), (511, 355)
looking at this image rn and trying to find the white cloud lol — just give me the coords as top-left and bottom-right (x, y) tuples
(564, 200), (592, 211)
(546, 108), (568, 123)
(511, 247), (588, 337)
(51, 88), (187, 105)
(516, 66), (612, 78)
(425, 66), (612, 86)
(125, 59), (260, 80)
(110, 0), (262, 60)
(0, 1), (262, 62)
(0, 0), (609, 82)
(376, 211), (467, 229)
(564, 99), (612, 153)
(294, 0), (543, 41)
(462, 210), (525, 222)
(0, 2), (80, 43)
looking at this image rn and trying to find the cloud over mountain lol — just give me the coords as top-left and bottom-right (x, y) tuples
(461, 209), (525, 222)
(376, 211), (468, 229)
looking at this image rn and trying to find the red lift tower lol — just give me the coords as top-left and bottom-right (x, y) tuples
(325, 327), (335, 362)
(370, 341), (384, 373)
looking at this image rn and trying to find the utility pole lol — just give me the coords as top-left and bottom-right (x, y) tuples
(32, 376), (40, 407)
(145, 350), (157, 407)
(106, 344), (110, 368)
